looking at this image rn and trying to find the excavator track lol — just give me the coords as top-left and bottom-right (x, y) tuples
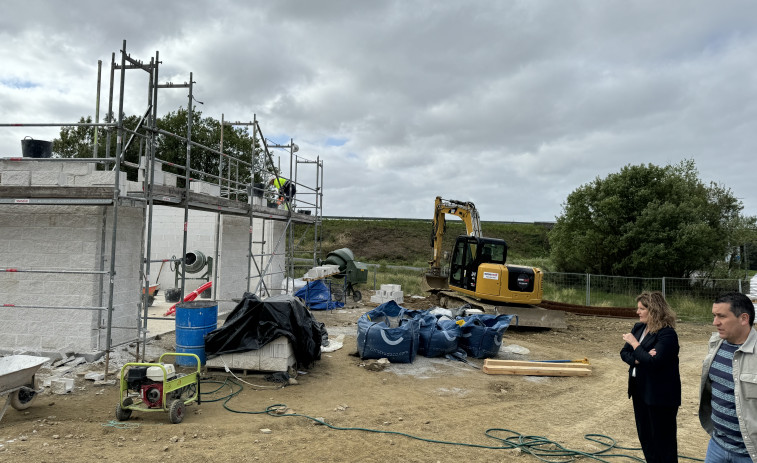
(438, 290), (568, 329)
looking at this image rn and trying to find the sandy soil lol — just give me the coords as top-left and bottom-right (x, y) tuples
(0, 296), (714, 463)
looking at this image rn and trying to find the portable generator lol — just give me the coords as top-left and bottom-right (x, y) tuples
(116, 353), (201, 424)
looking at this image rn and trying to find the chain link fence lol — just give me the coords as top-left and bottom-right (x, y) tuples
(543, 272), (752, 321)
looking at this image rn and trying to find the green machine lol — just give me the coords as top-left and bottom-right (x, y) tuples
(322, 248), (368, 302)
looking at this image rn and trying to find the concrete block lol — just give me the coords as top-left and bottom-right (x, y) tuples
(1, 170), (31, 186)
(163, 172), (177, 187)
(381, 284), (401, 292)
(138, 160), (165, 186)
(190, 181), (221, 197)
(61, 162), (94, 175)
(31, 171), (67, 186)
(205, 336), (295, 373)
(51, 377), (74, 394)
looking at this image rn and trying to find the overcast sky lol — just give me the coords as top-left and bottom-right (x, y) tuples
(1, 1), (756, 222)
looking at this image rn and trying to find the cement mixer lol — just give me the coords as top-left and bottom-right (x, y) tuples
(321, 248), (368, 302)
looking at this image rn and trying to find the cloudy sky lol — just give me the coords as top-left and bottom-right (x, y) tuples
(1, 1), (756, 222)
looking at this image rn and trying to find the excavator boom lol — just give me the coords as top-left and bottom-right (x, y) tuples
(426, 196), (481, 283)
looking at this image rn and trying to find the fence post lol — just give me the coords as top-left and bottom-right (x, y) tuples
(662, 277), (666, 298)
(586, 273), (591, 306)
(739, 279), (742, 293)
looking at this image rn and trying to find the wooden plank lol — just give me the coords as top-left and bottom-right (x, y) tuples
(483, 365), (592, 376)
(484, 359), (590, 369)
(483, 359), (592, 376)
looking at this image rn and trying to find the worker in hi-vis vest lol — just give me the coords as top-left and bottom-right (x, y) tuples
(268, 176), (296, 209)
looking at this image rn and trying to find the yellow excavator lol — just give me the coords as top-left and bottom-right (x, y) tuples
(422, 196), (566, 329)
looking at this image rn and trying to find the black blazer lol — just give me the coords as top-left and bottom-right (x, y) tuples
(620, 322), (681, 407)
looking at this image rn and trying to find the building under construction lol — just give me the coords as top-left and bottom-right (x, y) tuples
(0, 40), (323, 365)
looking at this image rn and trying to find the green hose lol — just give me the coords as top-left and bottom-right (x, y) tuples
(200, 378), (704, 463)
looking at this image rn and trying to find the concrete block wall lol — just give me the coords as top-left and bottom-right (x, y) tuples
(147, 206), (217, 291)
(217, 215), (250, 302)
(99, 205), (145, 350)
(254, 219), (286, 296)
(0, 159), (139, 193)
(148, 206), (286, 304)
(0, 204), (143, 356)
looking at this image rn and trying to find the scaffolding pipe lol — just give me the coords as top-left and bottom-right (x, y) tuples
(104, 39), (128, 378)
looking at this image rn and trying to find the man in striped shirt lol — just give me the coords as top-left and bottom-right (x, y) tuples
(700, 292), (757, 462)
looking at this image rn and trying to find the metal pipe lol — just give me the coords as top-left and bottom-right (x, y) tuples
(105, 52), (116, 159)
(213, 114), (224, 300)
(179, 73), (194, 300)
(104, 39), (128, 378)
(94, 60), (102, 158)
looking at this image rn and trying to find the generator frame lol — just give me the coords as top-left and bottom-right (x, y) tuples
(116, 352), (201, 424)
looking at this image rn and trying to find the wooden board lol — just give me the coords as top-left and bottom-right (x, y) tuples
(482, 359), (592, 377)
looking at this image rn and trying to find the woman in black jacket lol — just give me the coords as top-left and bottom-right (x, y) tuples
(620, 291), (681, 463)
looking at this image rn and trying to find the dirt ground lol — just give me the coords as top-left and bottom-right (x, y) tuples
(1, 296), (714, 463)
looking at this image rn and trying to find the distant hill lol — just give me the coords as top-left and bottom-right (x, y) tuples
(299, 218), (552, 267)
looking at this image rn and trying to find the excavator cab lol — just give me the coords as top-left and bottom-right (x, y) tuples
(447, 234), (542, 305)
(449, 237), (507, 291)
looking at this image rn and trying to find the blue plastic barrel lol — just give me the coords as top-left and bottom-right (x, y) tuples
(175, 300), (218, 366)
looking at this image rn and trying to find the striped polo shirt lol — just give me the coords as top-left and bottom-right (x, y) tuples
(709, 341), (749, 456)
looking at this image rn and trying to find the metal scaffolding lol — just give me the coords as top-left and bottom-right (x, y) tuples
(0, 40), (324, 373)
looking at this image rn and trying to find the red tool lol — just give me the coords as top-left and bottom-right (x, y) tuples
(163, 281), (212, 316)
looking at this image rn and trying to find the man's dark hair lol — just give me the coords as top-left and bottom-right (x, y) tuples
(715, 292), (756, 326)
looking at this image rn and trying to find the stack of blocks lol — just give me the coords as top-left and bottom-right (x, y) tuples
(205, 336), (295, 373)
(0, 159), (140, 193)
(303, 264), (340, 280)
(370, 284), (404, 304)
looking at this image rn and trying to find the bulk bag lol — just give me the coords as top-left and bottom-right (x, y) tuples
(456, 314), (515, 359)
(357, 300), (420, 363)
(407, 310), (461, 358)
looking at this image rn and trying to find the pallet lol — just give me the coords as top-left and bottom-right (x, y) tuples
(482, 359), (592, 377)
(205, 365), (288, 377)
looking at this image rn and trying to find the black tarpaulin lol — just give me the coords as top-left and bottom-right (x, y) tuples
(204, 293), (327, 368)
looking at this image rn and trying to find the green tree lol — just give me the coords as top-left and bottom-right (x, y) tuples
(52, 110), (265, 188)
(549, 160), (756, 278)
(155, 108), (263, 188)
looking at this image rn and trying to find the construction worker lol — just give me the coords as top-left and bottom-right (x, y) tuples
(268, 176), (296, 209)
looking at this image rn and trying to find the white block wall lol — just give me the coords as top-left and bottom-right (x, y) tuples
(0, 204), (142, 356)
(217, 215), (250, 302)
(147, 206), (286, 305)
(147, 206), (217, 290)
(0, 160), (295, 355)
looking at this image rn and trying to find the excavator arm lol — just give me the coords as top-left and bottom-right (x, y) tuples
(424, 196), (482, 291)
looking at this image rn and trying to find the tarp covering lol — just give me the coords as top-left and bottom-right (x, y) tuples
(295, 280), (344, 310)
(204, 293), (327, 368)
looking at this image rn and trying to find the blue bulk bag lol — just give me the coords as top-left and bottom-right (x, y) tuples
(456, 314), (515, 359)
(357, 300), (420, 363)
(407, 310), (461, 358)
(295, 280), (344, 310)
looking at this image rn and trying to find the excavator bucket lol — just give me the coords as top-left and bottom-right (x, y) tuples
(421, 273), (449, 293)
